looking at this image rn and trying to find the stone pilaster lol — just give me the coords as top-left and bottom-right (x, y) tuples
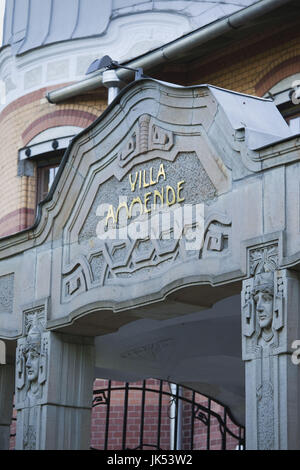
(15, 301), (95, 450)
(242, 268), (300, 449)
(0, 363), (15, 450)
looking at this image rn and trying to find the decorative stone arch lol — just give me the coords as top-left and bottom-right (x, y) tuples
(1, 79), (300, 450)
(20, 125), (84, 160)
(26, 126), (84, 145)
(22, 109), (98, 145)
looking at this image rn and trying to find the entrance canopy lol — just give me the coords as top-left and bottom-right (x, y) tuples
(0, 79), (299, 423)
(0, 78), (295, 335)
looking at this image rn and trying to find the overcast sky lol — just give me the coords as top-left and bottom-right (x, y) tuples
(0, 0), (5, 46)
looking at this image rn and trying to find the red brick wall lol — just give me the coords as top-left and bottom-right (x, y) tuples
(91, 379), (173, 450)
(181, 391), (242, 450)
(9, 379), (243, 450)
(0, 85), (105, 238)
(91, 379), (243, 451)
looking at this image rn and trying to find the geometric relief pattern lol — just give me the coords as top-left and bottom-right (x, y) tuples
(98, 215), (231, 282)
(89, 251), (106, 284)
(0, 273), (14, 314)
(249, 243), (278, 276)
(62, 214), (231, 302)
(62, 265), (87, 303)
(202, 221), (230, 254)
(257, 381), (274, 450)
(118, 114), (174, 168)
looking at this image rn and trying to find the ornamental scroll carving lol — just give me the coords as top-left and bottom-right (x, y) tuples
(118, 114), (174, 167)
(249, 244), (278, 276)
(62, 212), (232, 302)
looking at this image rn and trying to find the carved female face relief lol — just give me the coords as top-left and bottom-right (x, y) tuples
(254, 289), (273, 331)
(25, 349), (40, 383)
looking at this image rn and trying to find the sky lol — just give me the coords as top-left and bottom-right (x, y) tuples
(0, 0), (5, 46)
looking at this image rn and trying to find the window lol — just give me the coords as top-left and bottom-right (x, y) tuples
(36, 151), (64, 204)
(19, 126), (83, 210)
(37, 165), (60, 203)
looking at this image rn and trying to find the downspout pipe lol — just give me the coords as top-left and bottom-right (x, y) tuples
(170, 384), (183, 450)
(46, 0), (293, 104)
(102, 69), (122, 105)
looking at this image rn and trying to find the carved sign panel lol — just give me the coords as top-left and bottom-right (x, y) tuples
(62, 147), (232, 303)
(59, 101), (232, 310)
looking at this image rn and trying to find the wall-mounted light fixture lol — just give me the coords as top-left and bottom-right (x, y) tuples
(86, 55), (144, 104)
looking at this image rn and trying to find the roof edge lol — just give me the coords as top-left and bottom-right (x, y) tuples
(46, 0), (294, 104)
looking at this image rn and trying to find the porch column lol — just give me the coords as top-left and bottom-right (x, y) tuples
(242, 269), (300, 450)
(15, 302), (95, 450)
(0, 363), (15, 449)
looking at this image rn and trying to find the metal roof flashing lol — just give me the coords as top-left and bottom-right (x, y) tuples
(3, 0), (260, 56)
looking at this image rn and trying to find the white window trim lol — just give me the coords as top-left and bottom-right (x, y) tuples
(19, 126), (83, 160)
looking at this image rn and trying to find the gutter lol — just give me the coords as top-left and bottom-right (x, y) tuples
(46, 0), (293, 104)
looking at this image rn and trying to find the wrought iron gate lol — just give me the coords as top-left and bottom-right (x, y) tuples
(92, 380), (245, 451)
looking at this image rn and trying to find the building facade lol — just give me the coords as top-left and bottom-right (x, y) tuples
(0, 0), (300, 450)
